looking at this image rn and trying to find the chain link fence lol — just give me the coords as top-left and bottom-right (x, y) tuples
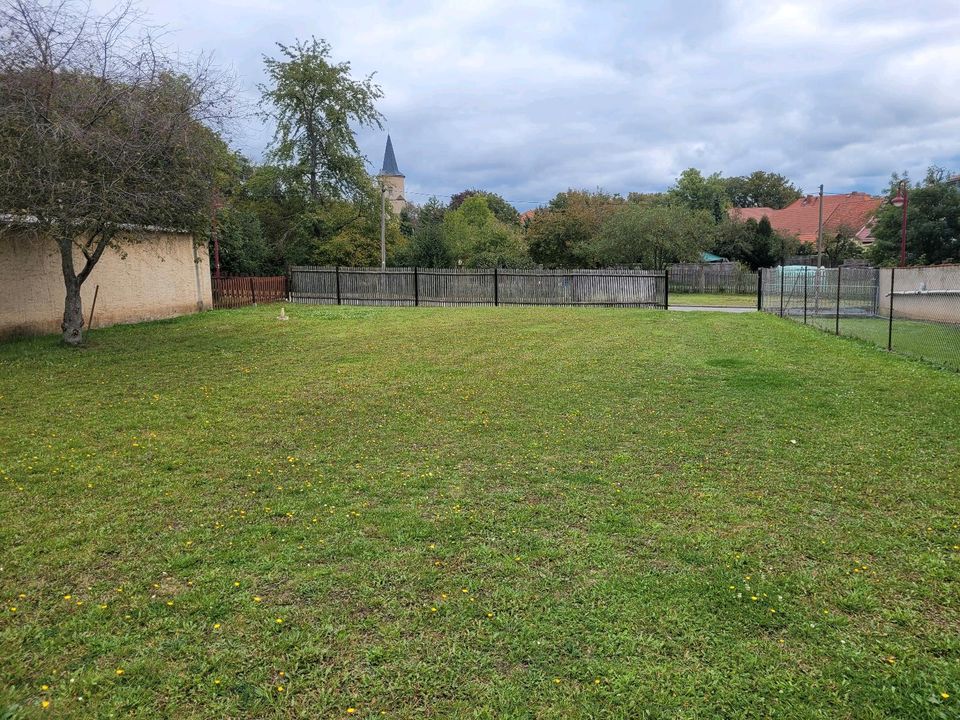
(760, 264), (959, 371)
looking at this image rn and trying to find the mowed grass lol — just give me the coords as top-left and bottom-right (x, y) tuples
(670, 292), (756, 307)
(1, 306), (959, 719)
(805, 315), (960, 372)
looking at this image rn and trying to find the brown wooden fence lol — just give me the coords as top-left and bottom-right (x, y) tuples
(212, 276), (288, 309)
(289, 266), (668, 308)
(667, 262), (758, 294)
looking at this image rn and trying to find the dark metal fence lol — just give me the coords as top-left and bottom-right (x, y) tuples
(289, 266), (668, 309)
(759, 264), (960, 371)
(212, 276), (288, 309)
(667, 262), (758, 295)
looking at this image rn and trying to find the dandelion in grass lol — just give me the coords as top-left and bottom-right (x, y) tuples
(941, 692), (949, 700)
(115, 668), (125, 676)
(41, 700), (50, 709)
(275, 617), (284, 624)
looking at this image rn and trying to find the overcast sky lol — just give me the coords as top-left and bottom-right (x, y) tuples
(112, 0), (960, 208)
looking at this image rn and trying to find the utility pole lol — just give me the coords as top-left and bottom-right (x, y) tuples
(379, 183), (387, 270)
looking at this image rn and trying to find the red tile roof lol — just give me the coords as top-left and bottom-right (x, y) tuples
(729, 192), (883, 245)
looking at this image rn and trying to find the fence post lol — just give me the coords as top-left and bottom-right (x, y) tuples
(803, 269), (808, 324)
(887, 267), (895, 351)
(835, 266), (842, 335)
(757, 269), (762, 311)
(779, 268), (785, 317)
(493, 267), (499, 307)
(335, 265), (341, 305)
(663, 269), (669, 309)
(249, 276), (257, 306)
(413, 266), (419, 307)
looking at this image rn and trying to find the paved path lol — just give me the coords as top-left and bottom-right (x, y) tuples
(670, 305), (757, 313)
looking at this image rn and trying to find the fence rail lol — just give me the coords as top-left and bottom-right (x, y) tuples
(289, 266), (668, 309)
(759, 265), (959, 371)
(212, 276), (288, 309)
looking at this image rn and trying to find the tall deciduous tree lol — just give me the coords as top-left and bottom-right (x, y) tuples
(443, 195), (528, 268)
(0, 0), (233, 345)
(590, 205), (715, 269)
(259, 37), (382, 204)
(725, 171), (802, 209)
(448, 190), (519, 225)
(666, 169), (729, 218)
(869, 167), (960, 266)
(525, 190), (623, 267)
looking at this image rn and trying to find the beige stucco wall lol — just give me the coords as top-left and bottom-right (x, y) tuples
(0, 230), (212, 340)
(877, 264), (960, 324)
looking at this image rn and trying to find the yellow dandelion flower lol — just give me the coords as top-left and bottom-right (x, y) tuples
(8, 607), (15, 613)
(941, 692), (950, 700)
(276, 685), (284, 692)
(347, 709), (356, 714)
(63, 595), (71, 600)
(41, 700), (50, 709)
(253, 596), (262, 603)
(214, 678), (221, 685)
(553, 678), (561, 684)
(41, 685), (48, 691)
(430, 607), (437, 612)
(275, 617), (283, 624)
(115, 668), (125, 676)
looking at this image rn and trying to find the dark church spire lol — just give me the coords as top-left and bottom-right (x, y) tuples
(379, 135), (403, 177)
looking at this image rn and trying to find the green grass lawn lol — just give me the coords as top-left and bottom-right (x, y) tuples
(1, 306), (959, 719)
(670, 292), (756, 307)
(803, 315), (960, 372)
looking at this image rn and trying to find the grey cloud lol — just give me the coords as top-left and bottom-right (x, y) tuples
(97, 0), (960, 205)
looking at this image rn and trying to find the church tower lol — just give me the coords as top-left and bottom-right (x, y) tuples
(378, 135), (407, 214)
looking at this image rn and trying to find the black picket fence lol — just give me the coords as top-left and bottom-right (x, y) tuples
(289, 266), (668, 309)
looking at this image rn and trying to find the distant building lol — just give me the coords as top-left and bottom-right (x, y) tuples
(730, 191), (883, 246)
(377, 135), (407, 215)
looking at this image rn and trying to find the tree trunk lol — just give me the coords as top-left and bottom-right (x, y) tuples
(57, 237), (84, 346)
(62, 274), (84, 346)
